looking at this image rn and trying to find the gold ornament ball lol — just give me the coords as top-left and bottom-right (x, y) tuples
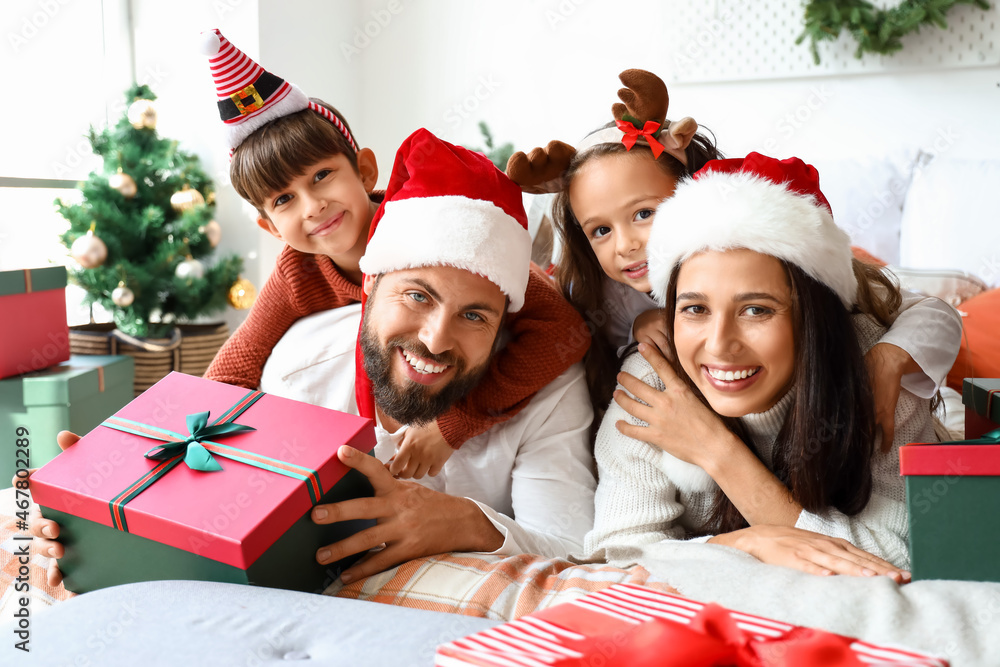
(170, 185), (205, 212)
(201, 219), (222, 247)
(127, 99), (157, 129)
(228, 277), (257, 309)
(175, 257), (205, 281)
(71, 231), (108, 268)
(109, 171), (138, 198)
(111, 284), (135, 307)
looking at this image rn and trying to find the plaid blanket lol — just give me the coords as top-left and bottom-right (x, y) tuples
(0, 488), (671, 622)
(327, 552), (678, 621)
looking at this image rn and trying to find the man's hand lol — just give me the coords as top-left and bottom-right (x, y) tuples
(312, 445), (503, 583)
(388, 420), (453, 479)
(865, 342), (916, 453)
(710, 525), (911, 584)
(632, 308), (670, 356)
(21, 431), (80, 588)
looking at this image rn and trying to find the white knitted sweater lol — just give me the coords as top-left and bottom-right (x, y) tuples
(584, 315), (938, 570)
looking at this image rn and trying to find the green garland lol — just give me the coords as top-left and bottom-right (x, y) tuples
(797, 0), (991, 64)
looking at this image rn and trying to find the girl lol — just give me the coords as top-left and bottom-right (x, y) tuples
(585, 153), (934, 580)
(506, 69), (960, 440)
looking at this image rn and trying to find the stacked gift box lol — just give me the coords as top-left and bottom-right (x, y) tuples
(31, 371), (378, 594)
(0, 355), (134, 485)
(0, 266), (70, 379)
(901, 377), (1000, 583)
(436, 584), (948, 666)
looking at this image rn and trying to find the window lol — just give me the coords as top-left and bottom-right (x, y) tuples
(1, 0), (132, 323)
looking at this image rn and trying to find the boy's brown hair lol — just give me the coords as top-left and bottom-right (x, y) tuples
(230, 98), (359, 216)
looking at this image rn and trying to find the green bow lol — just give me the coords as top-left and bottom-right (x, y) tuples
(964, 428), (1000, 445)
(144, 411), (256, 472)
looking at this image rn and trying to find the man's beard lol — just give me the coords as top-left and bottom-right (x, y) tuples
(360, 320), (492, 427)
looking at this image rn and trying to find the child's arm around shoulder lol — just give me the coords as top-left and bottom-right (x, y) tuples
(435, 263), (591, 448)
(204, 247), (362, 389)
(878, 290), (962, 397)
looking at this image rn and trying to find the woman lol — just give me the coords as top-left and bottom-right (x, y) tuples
(585, 153), (939, 583)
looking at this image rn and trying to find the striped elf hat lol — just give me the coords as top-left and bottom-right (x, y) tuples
(199, 29), (357, 153)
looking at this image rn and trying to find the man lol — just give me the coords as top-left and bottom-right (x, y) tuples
(31, 129), (597, 587)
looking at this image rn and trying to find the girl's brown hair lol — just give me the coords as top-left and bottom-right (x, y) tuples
(552, 124), (721, 419)
(230, 99), (359, 214)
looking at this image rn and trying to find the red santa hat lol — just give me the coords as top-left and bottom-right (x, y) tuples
(199, 29), (357, 153)
(646, 152), (857, 309)
(354, 128), (532, 419)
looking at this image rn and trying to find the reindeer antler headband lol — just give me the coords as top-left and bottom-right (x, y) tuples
(506, 69), (698, 194)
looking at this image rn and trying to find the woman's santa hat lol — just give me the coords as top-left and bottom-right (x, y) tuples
(199, 29), (356, 153)
(646, 152), (857, 309)
(354, 128), (532, 419)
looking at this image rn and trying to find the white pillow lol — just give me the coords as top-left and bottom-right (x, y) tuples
(886, 265), (988, 307)
(899, 154), (1000, 287)
(814, 152), (917, 266)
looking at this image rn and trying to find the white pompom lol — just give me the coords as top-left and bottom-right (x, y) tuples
(198, 29), (222, 56)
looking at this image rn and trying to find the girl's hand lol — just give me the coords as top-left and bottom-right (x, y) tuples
(614, 343), (737, 471)
(710, 525), (911, 584)
(631, 308), (670, 357)
(865, 342), (917, 453)
(388, 420), (453, 479)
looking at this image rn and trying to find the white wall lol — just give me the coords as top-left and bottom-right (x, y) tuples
(127, 0), (1000, 321)
(349, 0), (1000, 168)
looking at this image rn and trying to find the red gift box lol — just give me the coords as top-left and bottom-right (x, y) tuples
(436, 584), (948, 667)
(0, 266), (69, 379)
(31, 371), (376, 593)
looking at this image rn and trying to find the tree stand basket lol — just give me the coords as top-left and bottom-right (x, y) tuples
(69, 322), (230, 396)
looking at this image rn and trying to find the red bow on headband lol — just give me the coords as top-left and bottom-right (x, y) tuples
(615, 119), (666, 159)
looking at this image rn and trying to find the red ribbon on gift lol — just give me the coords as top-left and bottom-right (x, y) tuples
(615, 119), (666, 159)
(558, 603), (863, 667)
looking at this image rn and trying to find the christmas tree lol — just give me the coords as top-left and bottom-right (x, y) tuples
(58, 84), (244, 338)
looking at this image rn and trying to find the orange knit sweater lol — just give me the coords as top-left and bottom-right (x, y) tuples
(205, 245), (591, 448)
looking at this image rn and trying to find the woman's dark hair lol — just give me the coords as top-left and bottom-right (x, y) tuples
(661, 259), (878, 535)
(552, 123), (721, 420)
(230, 98), (359, 215)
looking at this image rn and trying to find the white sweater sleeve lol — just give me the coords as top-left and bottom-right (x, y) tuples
(584, 356), (703, 555)
(879, 290), (962, 398)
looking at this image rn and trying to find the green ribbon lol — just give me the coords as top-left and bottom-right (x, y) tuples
(143, 410), (256, 472)
(939, 427), (1000, 446)
(100, 389), (323, 532)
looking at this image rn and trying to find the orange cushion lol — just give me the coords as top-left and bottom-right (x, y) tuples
(947, 287), (1000, 393)
(852, 246), (888, 267)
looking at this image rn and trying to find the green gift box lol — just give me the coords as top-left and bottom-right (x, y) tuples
(900, 428), (1000, 583)
(963, 378), (1000, 439)
(0, 355), (134, 486)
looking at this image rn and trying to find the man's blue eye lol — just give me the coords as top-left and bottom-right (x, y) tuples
(464, 312), (483, 322)
(408, 292), (427, 303)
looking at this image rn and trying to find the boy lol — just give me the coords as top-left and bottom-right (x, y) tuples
(199, 29), (589, 478)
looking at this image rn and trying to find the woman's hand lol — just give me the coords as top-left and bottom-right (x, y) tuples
(22, 431), (80, 588)
(614, 343), (738, 471)
(710, 525), (911, 584)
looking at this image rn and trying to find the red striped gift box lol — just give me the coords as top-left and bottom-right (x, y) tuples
(436, 584), (948, 667)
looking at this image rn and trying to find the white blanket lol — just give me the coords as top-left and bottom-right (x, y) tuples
(593, 541), (1000, 667)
